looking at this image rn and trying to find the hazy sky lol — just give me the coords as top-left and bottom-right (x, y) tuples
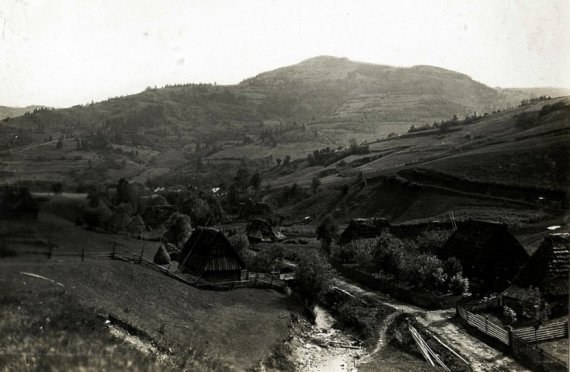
(1, 0), (569, 107)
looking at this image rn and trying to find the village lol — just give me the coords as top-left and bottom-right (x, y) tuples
(1, 2), (569, 369)
(0, 180), (568, 371)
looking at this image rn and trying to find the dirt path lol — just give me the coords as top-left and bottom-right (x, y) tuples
(360, 310), (400, 364)
(291, 306), (364, 372)
(334, 275), (530, 372)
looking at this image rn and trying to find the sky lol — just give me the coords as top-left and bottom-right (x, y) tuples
(0, 0), (569, 107)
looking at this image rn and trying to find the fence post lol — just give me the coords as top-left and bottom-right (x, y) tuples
(112, 242), (116, 260)
(506, 326), (513, 349)
(81, 247), (85, 262)
(48, 242), (53, 259)
(139, 247), (144, 264)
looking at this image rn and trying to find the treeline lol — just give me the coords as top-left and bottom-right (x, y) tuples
(515, 101), (569, 130)
(307, 139), (369, 167)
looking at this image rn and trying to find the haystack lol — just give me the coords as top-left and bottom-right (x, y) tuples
(153, 245), (171, 265)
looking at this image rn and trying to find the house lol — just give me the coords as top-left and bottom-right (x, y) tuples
(178, 227), (247, 282)
(245, 218), (285, 243)
(338, 218), (390, 245)
(504, 233), (569, 315)
(439, 220), (529, 290)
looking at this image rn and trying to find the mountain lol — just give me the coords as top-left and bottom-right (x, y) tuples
(0, 56), (567, 189)
(0, 105), (47, 121)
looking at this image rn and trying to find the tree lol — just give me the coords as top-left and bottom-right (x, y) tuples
(316, 215), (338, 255)
(283, 155), (291, 164)
(276, 158), (282, 166)
(311, 177), (321, 194)
(250, 172), (262, 190)
(162, 212), (192, 248)
(56, 138), (63, 149)
(234, 166), (251, 192)
(114, 178), (136, 207)
(294, 250), (335, 306)
(374, 232), (406, 277)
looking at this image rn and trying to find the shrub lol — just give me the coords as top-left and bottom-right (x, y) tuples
(409, 253), (445, 290)
(443, 257), (463, 277)
(448, 273), (469, 295)
(503, 306), (517, 325)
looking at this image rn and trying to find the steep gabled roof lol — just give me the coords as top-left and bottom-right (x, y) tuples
(179, 227), (246, 274)
(440, 220), (529, 280)
(515, 233), (569, 296)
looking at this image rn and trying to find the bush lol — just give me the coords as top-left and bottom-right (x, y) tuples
(443, 257), (463, 277)
(448, 273), (469, 295)
(503, 306), (517, 325)
(409, 254), (445, 290)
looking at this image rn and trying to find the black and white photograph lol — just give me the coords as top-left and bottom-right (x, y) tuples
(0, 0), (568, 371)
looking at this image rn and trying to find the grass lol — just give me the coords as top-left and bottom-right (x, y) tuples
(0, 283), (165, 371)
(0, 259), (301, 371)
(0, 212), (303, 370)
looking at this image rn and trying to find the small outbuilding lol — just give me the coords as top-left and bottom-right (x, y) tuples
(338, 218), (390, 245)
(178, 227), (247, 282)
(439, 220), (529, 289)
(245, 218), (285, 243)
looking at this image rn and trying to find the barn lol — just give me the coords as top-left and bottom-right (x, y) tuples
(178, 227), (248, 282)
(439, 220), (529, 289)
(504, 233), (569, 315)
(338, 218), (390, 245)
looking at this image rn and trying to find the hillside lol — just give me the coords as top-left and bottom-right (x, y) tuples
(0, 56), (567, 190)
(0, 105), (47, 121)
(265, 96), (570, 226)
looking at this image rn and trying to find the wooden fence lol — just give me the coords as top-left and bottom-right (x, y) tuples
(456, 300), (568, 372)
(456, 306), (510, 344)
(513, 320), (568, 343)
(511, 335), (568, 372)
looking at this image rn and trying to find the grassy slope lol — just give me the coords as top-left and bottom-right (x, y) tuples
(269, 97), (570, 224)
(0, 213), (301, 370)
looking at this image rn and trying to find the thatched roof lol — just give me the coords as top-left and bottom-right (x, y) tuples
(515, 233), (569, 296)
(179, 227), (246, 277)
(440, 220), (529, 281)
(246, 218), (285, 242)
(338, 218), (390, 245)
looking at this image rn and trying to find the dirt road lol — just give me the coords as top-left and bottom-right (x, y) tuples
(334, 276), (529, 372)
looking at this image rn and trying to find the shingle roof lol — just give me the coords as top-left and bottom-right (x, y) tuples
(179, 227), (246, 275)
(515, 233), (569, 296)
(440, 220), (529, 281)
